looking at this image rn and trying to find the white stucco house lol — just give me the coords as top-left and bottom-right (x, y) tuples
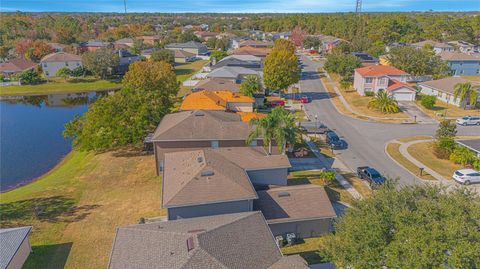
(353, 65), (416, 101)
(40, 52), (82, 77)
(417, 77), (480, 107)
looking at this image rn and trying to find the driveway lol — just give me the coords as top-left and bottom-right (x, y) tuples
(298, 55), (478, 186)
(397, 101), (436, 124)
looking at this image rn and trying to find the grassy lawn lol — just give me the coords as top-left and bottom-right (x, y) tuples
(407, 141), (462, 179)
(289, 170), (356, 205)
(415, 94), (480, 119)
(0, 77), (121, 96)
(341, 172), (372, 198)
(174, 60), (209, 83)
(311, 136), (335, 158)
(386, 143), (436, 181)
(281, 236), (330, 264)
(0, 150), (163, 269)
(397, 135), (432, 143)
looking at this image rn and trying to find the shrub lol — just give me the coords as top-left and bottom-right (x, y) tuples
(365, 91), (374, 97)
(473, 159), (480, 170)
(433, 137), (455, 159)
(19, 69), (42, 84)
(449, 146), (476, 166)
(367, 91), (399, 113)
(420, 95), (436, 109)
(319, 170), (336, 185)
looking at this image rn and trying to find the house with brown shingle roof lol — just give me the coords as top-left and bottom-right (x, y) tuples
(353, 65), (416, 101)
(108, 211), (309, 269)
(162, 147), (290, 220)
(193, 78), (241, 92)
(151, 110), (274, 174)
(255, 184), (337, 238)
(40, 52), (82, 77)
(418, 77), (480, 107)
(172, 49), (196, 63)
(233, 45), (272, 58)
(0, 58), (37, 78)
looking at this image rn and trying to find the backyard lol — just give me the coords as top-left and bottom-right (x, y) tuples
(281, 236), (330, 264)
(175, 60), (209, 96)
(0, 150), (163, 269)
(0, 77), (121, 96)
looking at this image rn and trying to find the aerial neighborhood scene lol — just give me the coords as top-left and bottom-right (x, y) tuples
(1, 0), (480, 268)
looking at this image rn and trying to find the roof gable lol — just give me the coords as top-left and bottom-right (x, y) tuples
(355, 65), (408, 77)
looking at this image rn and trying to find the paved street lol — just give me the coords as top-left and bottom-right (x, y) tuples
(298, 55), (479, 186)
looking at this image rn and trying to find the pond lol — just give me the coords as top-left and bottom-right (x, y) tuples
(0, 91), (112, 192)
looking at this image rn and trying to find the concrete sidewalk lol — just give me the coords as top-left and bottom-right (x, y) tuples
(303, 135), (362, 200)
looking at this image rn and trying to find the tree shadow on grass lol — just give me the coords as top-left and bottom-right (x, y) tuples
(23, 242), (73, 269)
(0, 196), (99, 226)
(285, 251), (327, 265)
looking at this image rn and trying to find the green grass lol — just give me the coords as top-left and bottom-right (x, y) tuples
(0, 150), (163, 269)
(174, 60), (209, 83)
(0, 77), (121, 96)
(386, 143), (436, 181)
(407, 141), (462, 179)
(281, 236), (330, 264)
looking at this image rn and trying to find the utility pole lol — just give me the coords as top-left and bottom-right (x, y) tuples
(124, 0), (127, 13)
(355, 0), (362, 13)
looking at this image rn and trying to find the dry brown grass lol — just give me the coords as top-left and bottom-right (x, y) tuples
(415, 97), (480, 119)
(397, 136), (433, 143)
(1, 150), (163, 269)
(407, 141), (462, 179)
(386, 143), (436, 181)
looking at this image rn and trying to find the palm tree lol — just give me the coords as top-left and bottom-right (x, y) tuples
(240, 75), (263, 97)
(367, 91), (400, 113)
(246, 107), (298, 155)
(454, 82), (478, 109)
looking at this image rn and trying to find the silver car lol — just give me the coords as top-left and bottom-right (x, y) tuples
(453, 169), (480, 185)
(456, 116), (480, 126)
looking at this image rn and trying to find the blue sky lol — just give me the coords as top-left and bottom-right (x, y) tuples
(1, 0), (479, 13)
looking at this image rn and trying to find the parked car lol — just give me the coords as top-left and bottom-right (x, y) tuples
(456, 116), (480, 126)
(300, 96), (310, 104)
(268, 100), (285, 107)
(325, 131), (343, 149)
(357, 166), (386, 187)
(452, 169), (480, 185)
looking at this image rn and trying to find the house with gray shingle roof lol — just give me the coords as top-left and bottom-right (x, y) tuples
(162, 147), (290, 220)
(40, 52), (82, 77)
(438, 51), (480, 76)
(207, 66), (261, 83)
(0, 226), (32, 269)
(108, 211), (309, 269)
(165, 41), (209, 56)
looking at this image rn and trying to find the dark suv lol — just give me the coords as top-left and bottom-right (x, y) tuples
(326, 131), (343, 149)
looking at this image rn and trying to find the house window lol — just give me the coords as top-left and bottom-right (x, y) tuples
(43, 63), (48, 68)
(65, 62), (69, 66)
(211, 141), (219, 149)
(45, 71), (49, 76)
(378, 78), (387, 85)
(365, 77), (373, 84)
(250, 140), (257, 147)
(76, 62), (80, 66)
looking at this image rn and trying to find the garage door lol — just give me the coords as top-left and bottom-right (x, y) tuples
(392, 92), (414, 101)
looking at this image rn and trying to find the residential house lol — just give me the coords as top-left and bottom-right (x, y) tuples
(411, 40), (454, 54)
(255, 185), (337, 238)
(239, 40), (273, 48)
(318, 35), (344, 54)
(40, 52), (82, 77)
(194, 31), (220, 41)
(172, 49), (196, 63)
(207, 66), (261, 83)
(0, 58), (37, 78)
(385, 42), (408, 53)
(140, 48), (161, 59)
(162, 148), (291, 220)
(193, 77), (240, 92)
(78, 40), (111, 53)
(447, 40), (478, 54)
(113, 38), (134, 49)
(138, 35), (161, 45)
(353, 65), (416, 101)
(108, 212), (308, 269)
(166, 41), (209, 56)
(151, 110), (270, 173)
(438, 51), (480, 76)
(418, 77), (480, 107)
(0, 226), (32, 269)
(180, 90), (254, 112)
(455, 139), (480, 158)
(229, 37), (242, 50)
(114, 49), (141, 75)
(352, 52), (379, 66)
(233, 46), (272, 58)
(208, 55), (262, 71)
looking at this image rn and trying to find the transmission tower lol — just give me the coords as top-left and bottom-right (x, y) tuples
(355, 0), (362, 13)
(124, 0), (127, 13)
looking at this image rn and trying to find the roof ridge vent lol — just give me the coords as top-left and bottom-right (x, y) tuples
(278, 192), (290, 197)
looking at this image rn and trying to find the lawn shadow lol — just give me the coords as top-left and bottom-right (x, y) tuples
(285, 251), (327, 265)
(324, 185), (341, 202)
(23, 242), (73, 269)
(0, 196), (99, 225)
(111, 147), (151, 157)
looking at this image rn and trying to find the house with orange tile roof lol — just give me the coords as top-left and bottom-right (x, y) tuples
(180, 90), (254, 112)
(353, 65), (416, 101)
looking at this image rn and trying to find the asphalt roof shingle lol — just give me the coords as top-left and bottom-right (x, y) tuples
(0, 226), (32, 269)
(108, 212), (307, 269)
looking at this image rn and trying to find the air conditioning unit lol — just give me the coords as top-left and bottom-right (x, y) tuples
(286, 233), (296, 245)
(275, 236), (284, 247)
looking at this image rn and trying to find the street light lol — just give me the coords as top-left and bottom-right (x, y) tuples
(314, 114), (318, 139)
